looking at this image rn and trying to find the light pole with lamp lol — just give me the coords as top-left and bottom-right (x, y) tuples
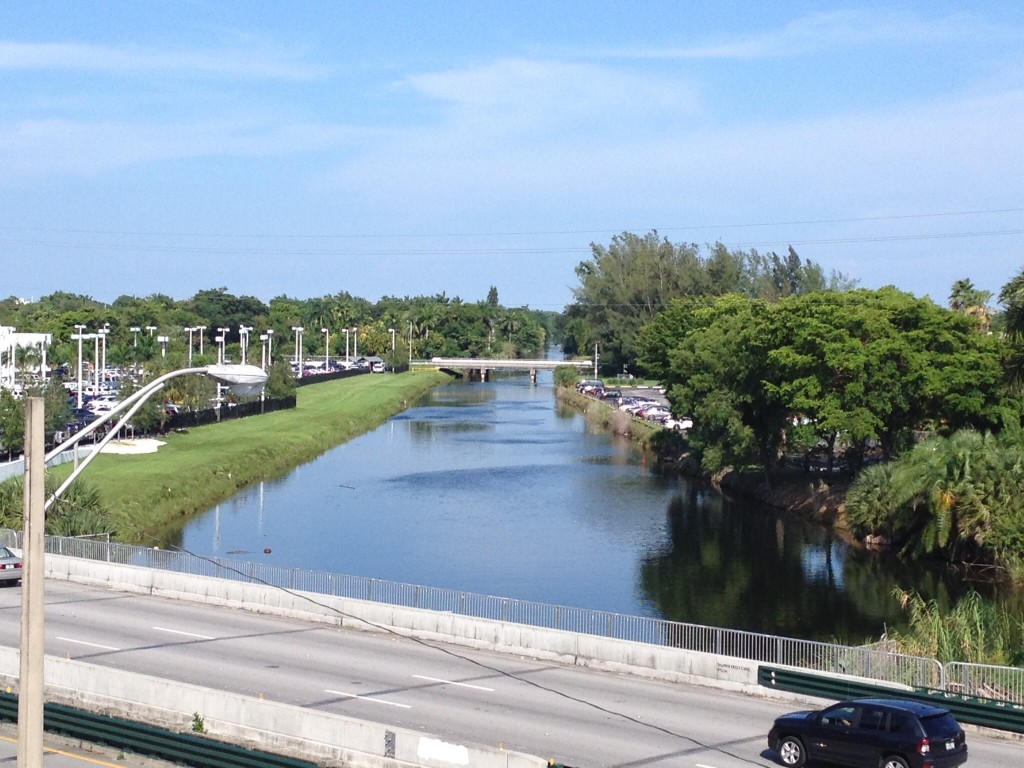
(260, 333), (268, 371)
(196, 326), (207, 356)
(265, 329), (273, 366)
(352, 326), (358, 360)
(99, 325), (110, 384)
(72, 325), (88, 409)
(388, 327), (396, 351)
(239, 325), (252, 365)
(92, 332), (101, 395)
(321, 327), (330, 370)
(18, 363), (269, 768)
(145, 325), (157, 337)
(185, 327), (195, 364)
(291, 326), (303, 375)
(130, 326), (141, 347)
(157, 335), (169, 358)
(217, 327), (230, 364)
(342, 328), (350, 362)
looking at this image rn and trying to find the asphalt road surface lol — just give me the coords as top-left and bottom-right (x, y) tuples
(0, 581), (1019, 767)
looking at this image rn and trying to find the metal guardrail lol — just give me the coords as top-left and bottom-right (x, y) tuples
(759, 666), (1024, 734)
(5, 531), (1022, 704)
(0, 691), (320, 768)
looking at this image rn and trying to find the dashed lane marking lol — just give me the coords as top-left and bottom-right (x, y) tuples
(413, 674), (494, 692)
(325, 689), (412, 708)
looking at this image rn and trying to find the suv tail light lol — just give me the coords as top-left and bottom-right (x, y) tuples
(917, 737), (931, 755)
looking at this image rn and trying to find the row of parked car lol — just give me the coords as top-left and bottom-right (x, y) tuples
(575, 379), (692, 432)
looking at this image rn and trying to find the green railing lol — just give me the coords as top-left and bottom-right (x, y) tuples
(758, 665), (1024, 734)
(0, 692), (318, 768)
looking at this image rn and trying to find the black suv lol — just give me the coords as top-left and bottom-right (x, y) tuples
(768, 698), (967, 768)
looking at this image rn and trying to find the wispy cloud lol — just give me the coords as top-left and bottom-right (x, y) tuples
(0, 40), (326, 79)
(0, 118), (364, 180)
(404, 58), (700, 132)
(599, 9), (1023, 60)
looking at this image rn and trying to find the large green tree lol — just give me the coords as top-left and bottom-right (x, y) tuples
(656, 288), (1004, 482)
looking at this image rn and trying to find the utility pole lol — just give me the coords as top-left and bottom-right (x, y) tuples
(18, 397), (45, 768)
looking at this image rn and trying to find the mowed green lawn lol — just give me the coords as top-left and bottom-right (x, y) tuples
(59, 370), (451, 542)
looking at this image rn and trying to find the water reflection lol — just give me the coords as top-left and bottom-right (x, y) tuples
(171, 373), (978, 642)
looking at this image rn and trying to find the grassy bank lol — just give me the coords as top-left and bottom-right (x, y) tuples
(557, 387), (660, 446)
(57, 370), (451, 543)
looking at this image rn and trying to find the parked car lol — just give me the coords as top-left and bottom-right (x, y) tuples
(0, 546), (23, 586)
(767, 698), (967, 768)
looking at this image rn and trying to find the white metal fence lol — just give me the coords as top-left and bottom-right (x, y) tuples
(5, 530), (1022, 703)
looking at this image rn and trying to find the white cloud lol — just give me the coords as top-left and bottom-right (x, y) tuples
(0, 40), (325, 79)
(403, 58), (701, 133)
(0, 118), (365, 180)
(600, 9), (1023, 60)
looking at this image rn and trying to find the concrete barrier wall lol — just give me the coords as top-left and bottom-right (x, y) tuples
(44, 554), (768, 694)
(0, 644), (545, 768)
(30, 555), (839, 765)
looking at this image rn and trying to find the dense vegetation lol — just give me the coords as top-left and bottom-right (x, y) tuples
(562, 231), (854, 372)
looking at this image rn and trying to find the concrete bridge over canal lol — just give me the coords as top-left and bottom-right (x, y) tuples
(411, 356), (593, 382)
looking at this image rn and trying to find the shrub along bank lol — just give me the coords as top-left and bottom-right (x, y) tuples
(44, 370), (451, 544)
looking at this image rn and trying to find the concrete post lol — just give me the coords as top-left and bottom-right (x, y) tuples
(18, 397), (45, 768)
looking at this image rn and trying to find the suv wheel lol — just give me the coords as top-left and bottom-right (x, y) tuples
(882, 758), (910, 768)
(777, 736), (806, 767)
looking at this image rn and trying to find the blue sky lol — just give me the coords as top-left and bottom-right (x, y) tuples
(2, 2), (1023, 311)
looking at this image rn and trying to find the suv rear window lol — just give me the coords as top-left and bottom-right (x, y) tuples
(920, 712), (961, 739)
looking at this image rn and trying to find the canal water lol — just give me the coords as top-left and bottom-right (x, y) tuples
(175, 371), (974, 643)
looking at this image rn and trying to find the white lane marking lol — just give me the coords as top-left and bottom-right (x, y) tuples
(153, 626), (215, 640)
(413, 674), (494, 692)
(696, 764), (718, 768)
(325, 689), (412, 709)
(55, 636), (120, 651)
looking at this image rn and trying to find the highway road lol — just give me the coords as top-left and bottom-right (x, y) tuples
(0, 581), (1019, 767)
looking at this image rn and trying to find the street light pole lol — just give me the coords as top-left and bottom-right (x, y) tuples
(321, 327), (330, 370)
(99, 325), (110, 385)
(18, 363), (269, 768)
(343, 329), (350, 362)
(130, 326), (141, 347)
(265, 329), (273, 366)
(196, 326), (206, 356)
(186, 327), (195, 364)
(291, 326), (303, 375)
(389, 327), (396, 351)
(217, 327), (230, 365)
(352, 326), (358, 360)
(239, 325), (252, 366)
(157, 335), (169, 358)
(72, 325), (87, 409)
(92, 333), (101, 395)
(260, 334), (268, 371)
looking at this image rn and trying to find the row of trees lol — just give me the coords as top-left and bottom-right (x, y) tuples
(0, 286), (555, 454)
(563, 231), (855, 372)
(0, 286), (555, 381)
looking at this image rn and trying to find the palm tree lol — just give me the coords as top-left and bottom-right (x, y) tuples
(949, 278), (992, 333)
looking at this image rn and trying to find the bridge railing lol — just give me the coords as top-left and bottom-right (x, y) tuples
(6, 530), (1021, 704)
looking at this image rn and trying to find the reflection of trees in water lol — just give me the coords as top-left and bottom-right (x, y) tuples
(638, 490), (973, 643)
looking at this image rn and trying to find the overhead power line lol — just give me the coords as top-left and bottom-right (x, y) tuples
(0, 206), (1020, 241)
